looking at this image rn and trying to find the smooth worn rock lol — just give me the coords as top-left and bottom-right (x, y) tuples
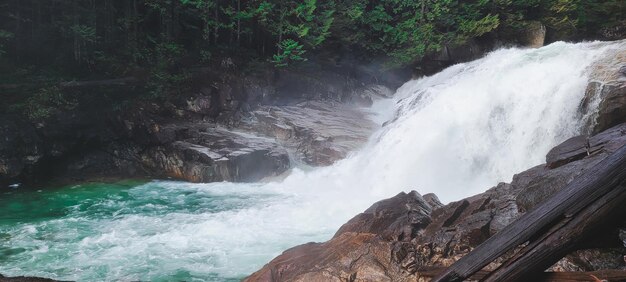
(242, 100), (378, 166)
(333, 191), (432, 239)
(545, 135), (590, 169)
(139, 125), (290, 182)
(579, 44), (626, 134)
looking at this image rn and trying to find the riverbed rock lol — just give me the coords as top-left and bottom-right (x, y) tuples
(580, 43), (626, 134)
(138, 124), (290, 182)
(241, 100), (377, 166)
(246, 122), (626, 282)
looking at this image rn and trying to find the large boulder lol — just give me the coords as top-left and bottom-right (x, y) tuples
(245, 191), (435, 282)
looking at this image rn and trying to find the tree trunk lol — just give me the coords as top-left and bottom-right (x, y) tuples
(214, 0), (219, 44)
(420, 0), (426, 23)
(73, 0), (80, 63)
(14, 0), (20, 61)
(236, 0), (241, 46)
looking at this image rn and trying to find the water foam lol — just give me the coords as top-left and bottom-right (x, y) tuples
(1, 40), (623, 281)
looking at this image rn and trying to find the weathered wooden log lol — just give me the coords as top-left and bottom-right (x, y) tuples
(432, 144), (626, 282)
(482, 181), (626, 281)
(538, 270), (626, 281)
(418, 267), (626, 281)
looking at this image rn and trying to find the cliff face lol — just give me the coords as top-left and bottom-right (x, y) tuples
(245, 48), (626, 282)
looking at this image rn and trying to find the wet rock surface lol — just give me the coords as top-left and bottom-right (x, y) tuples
(242, 101), (377, 166)
(246, 123), (626, 282)
(595, 85), (626, 134)
(580, 45), (626, 134)
(138, 125), (291, 182)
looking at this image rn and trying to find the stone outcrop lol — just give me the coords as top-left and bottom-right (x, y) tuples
(580, 44), (626, 134)
(242, 101), (377, 166)
(138, 125), (291, 182)
(42, 99), (378, 185)
(246, 123), (626, 282)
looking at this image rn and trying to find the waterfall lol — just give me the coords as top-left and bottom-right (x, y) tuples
(0, 40), (623, 281)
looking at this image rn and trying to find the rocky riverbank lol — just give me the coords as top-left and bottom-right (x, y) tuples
(0, 61), (396, 188)
(245, 46), (626, 282)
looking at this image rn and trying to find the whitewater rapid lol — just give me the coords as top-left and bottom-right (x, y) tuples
(1, 40), (623, 281)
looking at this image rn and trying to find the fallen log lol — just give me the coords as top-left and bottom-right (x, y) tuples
(418, 267), (626, 281)
(483, 181), (626, 281)
(432, 144), (626, 282)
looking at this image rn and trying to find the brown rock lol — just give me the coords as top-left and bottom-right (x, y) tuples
(545, 135), (589, 169)
(334, 191), (432, 239)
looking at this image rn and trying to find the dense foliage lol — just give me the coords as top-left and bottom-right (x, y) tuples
(0, 0), (622, 111)
(1, 0), (623, 69)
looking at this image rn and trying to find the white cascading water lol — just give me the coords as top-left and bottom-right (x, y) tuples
(1, 40), (623, 281)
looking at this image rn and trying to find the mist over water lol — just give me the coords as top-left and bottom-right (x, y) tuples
(0, 41), (623, 281)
